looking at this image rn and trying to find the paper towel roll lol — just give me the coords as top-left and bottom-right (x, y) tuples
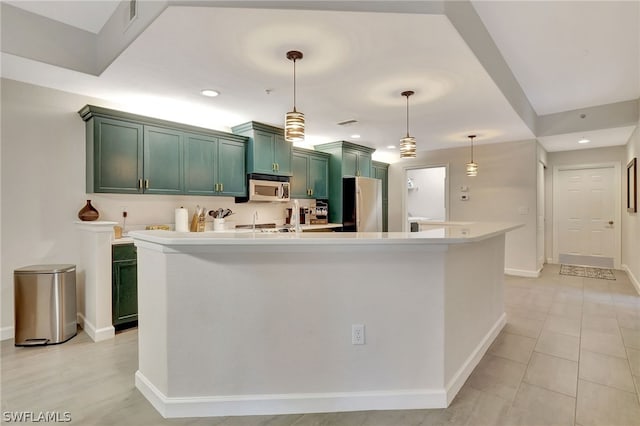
(175, 207), (189, 232)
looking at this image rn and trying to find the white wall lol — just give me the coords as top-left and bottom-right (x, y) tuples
(407, 167), (446, 221)
(623, 119), (640, 291)
(389, 140), (539, 276)
(0, 79), (303, 336)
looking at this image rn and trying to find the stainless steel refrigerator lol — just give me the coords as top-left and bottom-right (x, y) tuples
(342, 176), (382, 232)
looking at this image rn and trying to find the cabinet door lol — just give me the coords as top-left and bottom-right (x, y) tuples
(342, 150), (359, 177)
(184, 133), (217, 196)
(112, 259), (138, 326)
(373, 165), (388, 201)
(218, 138), (247, 196)
(273, 134), (292, 175)
(252, 131), (276, 174)
(357, 152), (372, 177)
(309, 155), (329, 199)
(143, 126), (184, 194)
(112, 244), (138, 327)
(291, 152), (310, 198)
(93, 117), (143, 193)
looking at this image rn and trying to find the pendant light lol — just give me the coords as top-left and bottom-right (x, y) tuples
(285, 50), (304, 142)
(466, 134), (478, 177)
(400, 90), (416, 158)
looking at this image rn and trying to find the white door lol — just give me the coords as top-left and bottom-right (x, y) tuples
(554, 165), (619, 268)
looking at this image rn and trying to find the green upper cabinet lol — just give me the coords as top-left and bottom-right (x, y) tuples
(184, 133), (217, 196)
(372, 161), (390, 231)
(143, 126), (184, 194)
(217, 137), (247, 196)
(79, 105), (248, 197)
(314, 141), (376, 224)
(372, 161), (389, 201)
(291, 147), (330, 199)
(184, 133), (246, 196)
(87, 117), (143, 193)
(231, 121), (292, 176)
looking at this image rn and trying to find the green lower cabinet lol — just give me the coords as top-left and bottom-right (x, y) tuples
(112, 244), (137, 328)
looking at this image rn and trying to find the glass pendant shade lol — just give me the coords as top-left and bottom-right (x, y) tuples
(466, 161), (478, 176)
(285, 50), (304, 142)
(285, 109), (305, 142)
(400, 135), (417, 158)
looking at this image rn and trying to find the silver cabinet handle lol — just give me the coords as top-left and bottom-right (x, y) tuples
(144, 179), (149, 189)
(138, 178), (143, 189)
(220, 183), (223, 192)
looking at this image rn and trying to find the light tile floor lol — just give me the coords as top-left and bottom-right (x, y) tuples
(2, 264), (639, 425)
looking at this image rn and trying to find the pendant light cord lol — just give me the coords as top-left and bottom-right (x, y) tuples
(292, 58), (297, 112)
(406, 95), (410, 137)
(469, 135), (475, 162)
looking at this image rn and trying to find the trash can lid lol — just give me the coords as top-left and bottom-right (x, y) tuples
(14, 264), (76, 274)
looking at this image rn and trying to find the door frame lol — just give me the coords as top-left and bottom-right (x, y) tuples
(552, 162), (621, 268)
(402, 164), (450, 232)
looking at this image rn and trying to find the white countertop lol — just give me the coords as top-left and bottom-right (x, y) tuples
(128, 222), (522, 246)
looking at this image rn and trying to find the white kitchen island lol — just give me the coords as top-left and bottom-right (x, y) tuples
(129, 222), (520, 418)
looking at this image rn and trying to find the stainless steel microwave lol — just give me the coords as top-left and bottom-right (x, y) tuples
(243, 174), (290, 202)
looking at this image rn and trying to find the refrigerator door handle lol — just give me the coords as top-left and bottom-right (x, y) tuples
(356, 185), (361, 230)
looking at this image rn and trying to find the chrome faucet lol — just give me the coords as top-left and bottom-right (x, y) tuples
(252, 211), (259, 232)
(292, 200), (300, 233)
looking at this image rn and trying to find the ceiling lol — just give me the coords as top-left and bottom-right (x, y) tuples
(2, 1), (638, 163)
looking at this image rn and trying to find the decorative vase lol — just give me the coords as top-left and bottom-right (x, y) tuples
(78, 200), (99, 221)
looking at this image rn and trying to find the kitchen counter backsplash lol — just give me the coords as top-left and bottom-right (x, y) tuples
(87, 194), (316, 233)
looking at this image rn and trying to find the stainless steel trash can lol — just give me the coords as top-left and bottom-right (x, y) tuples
(14, 264), (77, 346)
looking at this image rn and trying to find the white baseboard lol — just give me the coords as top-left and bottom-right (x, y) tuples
(77, 313), (114, 342)
(621, 264), (640, 295)
(135, 372), (447, 419)
(504, 268), (540, 278)
(134, 314), (508, 419)
(1, 326), (14, 341)
(445, 313), (506, 404)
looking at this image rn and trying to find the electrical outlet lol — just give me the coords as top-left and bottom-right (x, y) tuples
(352, 324), (365, 345)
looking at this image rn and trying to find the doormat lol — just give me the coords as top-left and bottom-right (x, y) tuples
(560, 264), (616, 280)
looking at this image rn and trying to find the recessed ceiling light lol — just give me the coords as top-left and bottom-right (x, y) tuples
(387, 145), (396, 149)
(578, 138), (590, 144)
(351, 134), (361, 139)
(201, 89), (220, 97)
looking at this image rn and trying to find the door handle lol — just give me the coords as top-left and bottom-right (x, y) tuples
(608, 220), (614, 225)
(144, 179), (149, 189)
